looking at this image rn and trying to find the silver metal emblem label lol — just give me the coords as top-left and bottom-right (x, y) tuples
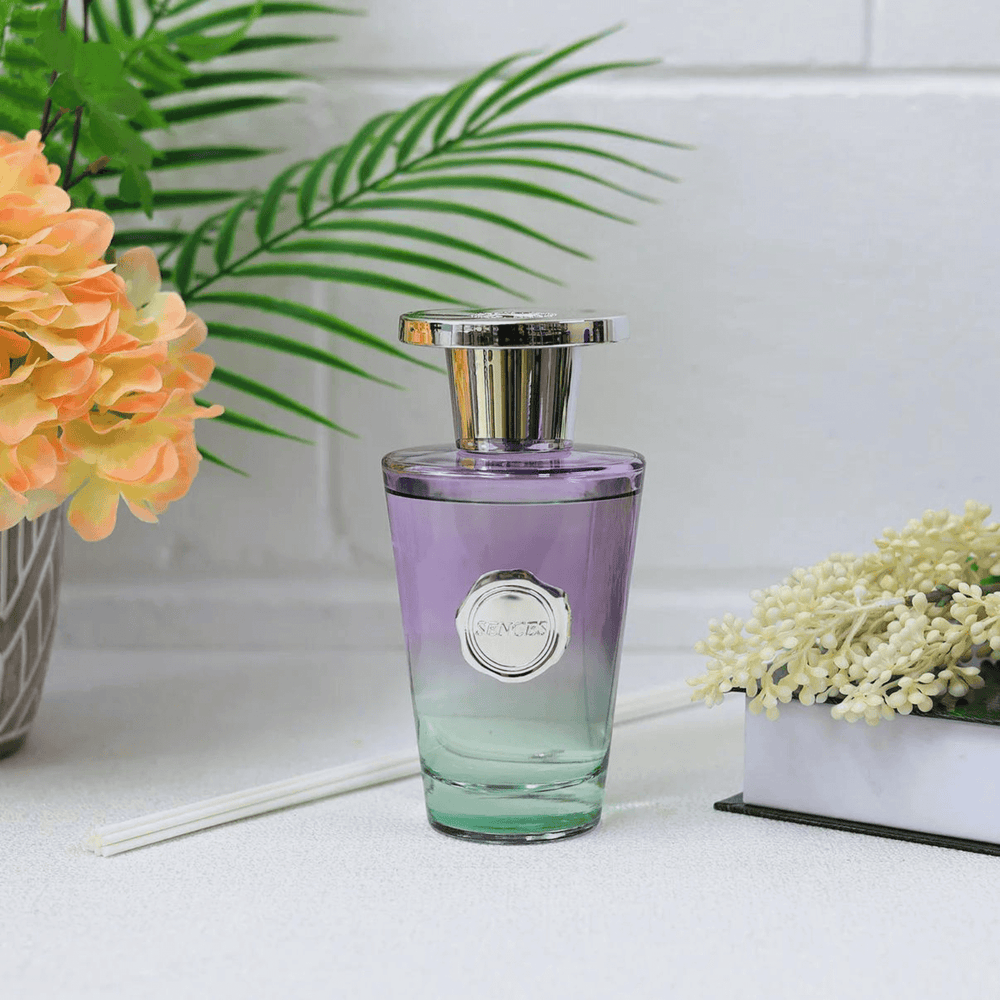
(455, 569), (571, 682)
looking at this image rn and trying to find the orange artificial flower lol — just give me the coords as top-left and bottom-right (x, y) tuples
(0, 130), (222, 539)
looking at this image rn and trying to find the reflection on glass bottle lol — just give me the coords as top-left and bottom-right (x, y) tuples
(383, 309), (644, 843)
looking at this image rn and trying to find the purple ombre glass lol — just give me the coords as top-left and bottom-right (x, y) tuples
(383, 310), (644, 842)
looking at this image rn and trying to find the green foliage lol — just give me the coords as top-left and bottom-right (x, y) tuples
(0, 8), (685, 462)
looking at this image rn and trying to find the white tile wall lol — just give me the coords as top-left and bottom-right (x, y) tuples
(313, 0), (868, 71)
(54, 3), (1000, 647)
(872, 1), (1000, 68)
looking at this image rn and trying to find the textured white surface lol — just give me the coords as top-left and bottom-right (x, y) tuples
(5, 648), (1000, 999)
(744, 699), (1000, 843)
(872, 1), (1000, 67)
(316, 0), (867, 71)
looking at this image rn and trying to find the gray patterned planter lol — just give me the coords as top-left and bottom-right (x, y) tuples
(0, 507), (64, 759)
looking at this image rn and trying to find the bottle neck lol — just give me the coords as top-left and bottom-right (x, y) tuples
(447, 346), (579, 453)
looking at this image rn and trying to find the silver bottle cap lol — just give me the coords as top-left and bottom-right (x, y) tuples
(399, 308), (629, 451)
(399, 308), (628, 348)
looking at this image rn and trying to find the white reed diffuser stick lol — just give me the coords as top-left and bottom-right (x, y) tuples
(86, 682), (694, 857)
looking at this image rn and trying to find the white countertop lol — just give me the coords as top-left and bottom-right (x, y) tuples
(5, 648), (1000, 1000)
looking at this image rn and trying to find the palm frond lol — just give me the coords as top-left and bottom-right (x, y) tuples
(155, 96), (292, 126)
(272, 239), (529, 298)
(372, 175), (636, 225)
(405, 156), (658, 203)
(198, 447), (250, 477)
(175, 69), (310, 92)
(197, 401), (315, 444)
(190, 291), (438, 375)
(306, 219), (563, 284)
(207, 321), (395, 385)
(229, 261), (480, 308)
(209, 365), (356, 435)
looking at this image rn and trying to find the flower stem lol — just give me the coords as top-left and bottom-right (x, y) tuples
(62, 107), (84, 191)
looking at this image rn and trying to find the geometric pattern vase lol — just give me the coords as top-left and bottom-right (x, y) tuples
(0, 506), (64, 759)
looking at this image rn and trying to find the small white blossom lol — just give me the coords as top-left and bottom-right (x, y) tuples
(690, 501), (997, 724)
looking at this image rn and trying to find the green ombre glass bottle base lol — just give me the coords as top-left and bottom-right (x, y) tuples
(422, 767), (606, 843)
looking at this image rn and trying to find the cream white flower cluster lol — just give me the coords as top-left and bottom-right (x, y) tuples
(690, 501), (1000, 725)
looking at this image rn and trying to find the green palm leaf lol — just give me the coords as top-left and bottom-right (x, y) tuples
(214, 194), (259, 271)
(230, 261), (479, 307)
(105, 189), (246, 211)
(273, 239), (529, 297)
(346, 196), (592, 258)
(115, 0), (135, 35)
(111, 229), (189, 248)
(210, 365), (355, 435)
(173, 213), (222, 296)
(432, 52), (533, 147)
(373, 175), (635, 224)
(331, 112), (395, 203)
(477, 60), (659, 128)
(298, 145), (344, 219)
(407, 155), (657, 203)
(455, 139), (680, 181)
(197, 402), (315, 444)
(190, 291), (443, 372)
(357, 99), (434, 187)
(101, 146), (277, 175)
(207, 321), (396, 386)
(464, 25), (622, 130)
(156, 96), (291, 126)
(198, 447), (250, 477)
(224, 33), (337, 54)
(308, 218), (562, 283)
(176, 69), (310, 91)
(472, 120), (693, 150)
(256, 159), (310, 242)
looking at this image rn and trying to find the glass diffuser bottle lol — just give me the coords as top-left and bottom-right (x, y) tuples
(383, 309), (645, 842)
